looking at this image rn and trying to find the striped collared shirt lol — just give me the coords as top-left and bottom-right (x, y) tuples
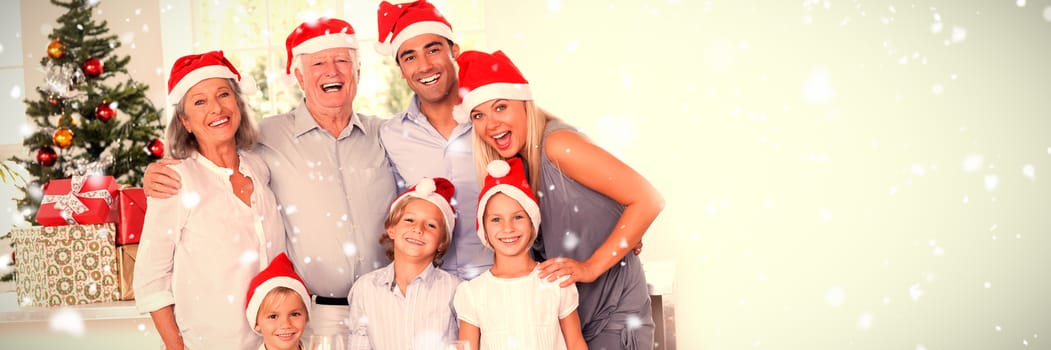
(347, 262), (462, 349)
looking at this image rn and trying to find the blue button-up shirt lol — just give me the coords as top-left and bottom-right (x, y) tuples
(257, 101), (397, 298)
(380, 96), (492, 280)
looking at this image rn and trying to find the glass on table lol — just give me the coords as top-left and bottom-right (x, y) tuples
(307, 334), (346, 350)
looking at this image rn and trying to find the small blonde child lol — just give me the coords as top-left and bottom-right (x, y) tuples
(348, 177), (463, 349)
(245, 252), (311, 350)
(453, 158), (587, 350)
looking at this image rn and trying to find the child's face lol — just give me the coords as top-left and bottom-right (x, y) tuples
(387, 198), (446, 262)
(255, 293), (308, 350)
(483, 193), (535, 257)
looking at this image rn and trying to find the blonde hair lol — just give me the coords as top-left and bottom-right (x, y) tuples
(471, 100), (556, 191)
(380, 197), (450, 267)
(166, 78), (258, 159)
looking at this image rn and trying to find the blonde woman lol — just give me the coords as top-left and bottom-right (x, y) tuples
(458, 50), (664, 349)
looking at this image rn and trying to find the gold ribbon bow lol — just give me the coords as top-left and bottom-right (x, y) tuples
(41, 175), (114, 224)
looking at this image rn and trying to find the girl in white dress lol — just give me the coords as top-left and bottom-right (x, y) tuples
(453, 158), (587, 350)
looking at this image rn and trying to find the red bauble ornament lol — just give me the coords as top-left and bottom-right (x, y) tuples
(47, 39), (65, 59)
(82, 57), (103, 78)
(36, 146), (58, 167)
(146, 138), (165, 159)
(53, 127), (74, 149)
(95, 103), (116, 122)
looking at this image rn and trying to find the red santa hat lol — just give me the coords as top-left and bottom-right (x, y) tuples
(167, 50), (256, 107)
(476, 158), (540, 249)
(454, 50), (532, 123)
(375, 0), (454, 57)
(285, 17), (359, 74)
(390, 177), (457, 239)
(244, 252), (310, 333)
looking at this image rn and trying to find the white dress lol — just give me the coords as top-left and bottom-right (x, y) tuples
(135, 151), (286, 350)
(453, 269), (579, 350)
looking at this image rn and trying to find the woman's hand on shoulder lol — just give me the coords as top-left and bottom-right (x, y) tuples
(537, 257), (599, 287)
(143, 158), (183, 198)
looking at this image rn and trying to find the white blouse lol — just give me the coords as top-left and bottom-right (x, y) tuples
(134, 151), (286, 350)
(454, 269), (579, 350)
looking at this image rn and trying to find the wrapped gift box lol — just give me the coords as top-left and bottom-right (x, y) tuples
(115, 188), (146, 246)
(116, 244), (137, 300)
(11, 223), (123, 307)
(36, 175), (118, 226)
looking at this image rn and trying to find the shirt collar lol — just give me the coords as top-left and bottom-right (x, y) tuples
(376, 262), (439, 291)
(292, 100), (366, 139)
(398, 95), (425, 123)
(397, 94), (471, 129)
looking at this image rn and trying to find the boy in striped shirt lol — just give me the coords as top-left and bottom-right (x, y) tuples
(347, 178), (463, 349)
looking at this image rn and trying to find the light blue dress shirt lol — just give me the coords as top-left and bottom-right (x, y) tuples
(380, 96), (492, 280)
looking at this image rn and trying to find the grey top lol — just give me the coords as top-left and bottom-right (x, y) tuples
(257, 101), (397, 298)
(537, 119), (654, 345)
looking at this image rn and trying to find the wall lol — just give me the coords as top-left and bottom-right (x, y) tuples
(0, 1), (26, 149)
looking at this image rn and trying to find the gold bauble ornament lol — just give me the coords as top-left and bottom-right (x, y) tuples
(53, 127), (74, 149)
(47, 39), (65, 60)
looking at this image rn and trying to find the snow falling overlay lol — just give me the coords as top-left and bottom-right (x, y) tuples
(2, 1), (1051, 349)
(48, 308), (85, 337)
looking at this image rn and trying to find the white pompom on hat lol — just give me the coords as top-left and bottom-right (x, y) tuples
(244, 252), (310, 334)
(476, 158), (540, 249)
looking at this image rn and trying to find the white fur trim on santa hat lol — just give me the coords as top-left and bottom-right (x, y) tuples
(390, 179), (456, 240)
(476, 183), (541, 250)
(458, 82), (532, 123)
(291, 33), (359, 57)
(376, 21), (455, 57)
(166, 65), (239, 106)
(245, 276), (311, 334)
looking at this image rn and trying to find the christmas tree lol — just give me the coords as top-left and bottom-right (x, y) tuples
(2, 0), (164, 281)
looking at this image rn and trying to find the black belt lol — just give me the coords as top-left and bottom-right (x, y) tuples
(314, 295), (348, 306)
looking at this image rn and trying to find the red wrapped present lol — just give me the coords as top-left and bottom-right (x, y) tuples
(36, 175), (118, 226)
(115, 188), (147, 245)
